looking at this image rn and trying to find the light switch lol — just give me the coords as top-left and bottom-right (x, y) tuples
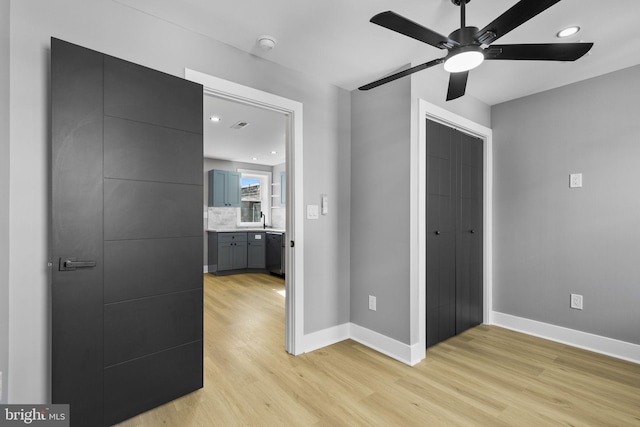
(321, 195), (328, 215)
(307, 204), (319, 220)
(570, 173), (583, 188)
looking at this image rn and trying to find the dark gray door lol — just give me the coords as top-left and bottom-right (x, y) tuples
(426, 119), (483, 348)
(426, 120), (456, 347)
(51, 38), (203, 426)
(455, 131), (483, 334)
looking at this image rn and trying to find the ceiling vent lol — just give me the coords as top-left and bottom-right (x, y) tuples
(230, 121), (250, 130)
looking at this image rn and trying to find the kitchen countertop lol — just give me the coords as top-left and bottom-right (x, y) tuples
(207, 228), (285, 234)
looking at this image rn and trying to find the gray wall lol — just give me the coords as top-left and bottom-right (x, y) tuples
(8, 0), (350, 402)
(351, 66), (491, 345)
(351, 76), (413, 343)
(492, 64), (640, 345)
(0, 0), (10, 404)
(411, 69), (491, 128)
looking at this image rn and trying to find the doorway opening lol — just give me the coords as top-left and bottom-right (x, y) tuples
(186, 69), (304, 355)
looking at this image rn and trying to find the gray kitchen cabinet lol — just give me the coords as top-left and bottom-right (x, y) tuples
(208, 231), (270, 274)
(247, 232), (266, 269)
(216, 233), (247, 271)
(208, 169), (241, 207)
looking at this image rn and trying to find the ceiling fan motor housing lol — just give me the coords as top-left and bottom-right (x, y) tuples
(449, 26), (479, 45)
(451, 0), (471, 5)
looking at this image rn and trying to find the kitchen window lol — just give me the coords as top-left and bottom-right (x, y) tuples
(237, 169), (271, 227)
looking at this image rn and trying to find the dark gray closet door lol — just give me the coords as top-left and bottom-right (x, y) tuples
(426, 119), (483, 348)
(455, 131), (483, 333)
(51, 38), (203, 426)
(426, 120), (456, 347)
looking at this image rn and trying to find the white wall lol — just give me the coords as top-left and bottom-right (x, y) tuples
(8, 0), (350, 402)
(0, 0), (10, 404)
(492, 65), (640, 345)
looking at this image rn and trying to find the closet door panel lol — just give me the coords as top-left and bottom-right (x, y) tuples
(426, 119), (456, 347)
(426, 119), (483, 348)
(456, 132), (483, 334)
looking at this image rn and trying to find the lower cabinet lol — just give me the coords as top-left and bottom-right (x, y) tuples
(247, 232), (266, 269)
(217, 233), (247, 271)
(208, 231), (266, 274)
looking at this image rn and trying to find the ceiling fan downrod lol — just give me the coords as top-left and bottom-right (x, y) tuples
(451, 0), (471, 28)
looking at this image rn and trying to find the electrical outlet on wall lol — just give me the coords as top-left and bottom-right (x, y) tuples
(570, 293), (583, 310)
(569, 173), (583, 188)
(369, 295), (376, 311)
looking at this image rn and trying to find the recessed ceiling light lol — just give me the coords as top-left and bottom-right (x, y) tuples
(210, 116), (221, 123)
(252, 157), (258, 161)
(557, 26), (580, 38)
(271, 151), (277, 155)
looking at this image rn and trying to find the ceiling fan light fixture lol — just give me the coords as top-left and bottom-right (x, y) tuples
(444, 46), (485, 73)
(557, 26), (580, 38)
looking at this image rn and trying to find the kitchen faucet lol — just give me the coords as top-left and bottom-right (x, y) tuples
(261, 211), (266, 229)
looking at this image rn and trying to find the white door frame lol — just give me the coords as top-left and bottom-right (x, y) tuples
(412, 99), (493, 360)
(185, 69), (304, 355)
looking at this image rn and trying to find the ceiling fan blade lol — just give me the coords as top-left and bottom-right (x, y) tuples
(475, 0), (562, 44)
(446, 71), (469, 101)
(359, 58), (445, 91)
(371, 11), (451, 49)
(485, 43), (594, 61)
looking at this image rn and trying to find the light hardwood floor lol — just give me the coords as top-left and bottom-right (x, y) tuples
(117, 273), (640, 426)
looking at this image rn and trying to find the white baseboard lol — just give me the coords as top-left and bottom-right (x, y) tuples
(203, 266), (208, 274)
(301, 323), (350, 354)
(492, 311), (640, 364)
(301, 323), (423, 366)
(349, 323), (422, 366)
(300, 314), (640, 367)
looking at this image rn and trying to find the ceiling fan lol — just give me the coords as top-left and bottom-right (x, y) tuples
(359, 0), (594, 101)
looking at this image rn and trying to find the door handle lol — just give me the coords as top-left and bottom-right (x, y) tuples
(59, 258), (97, 271)
(435, 231), (441, 235)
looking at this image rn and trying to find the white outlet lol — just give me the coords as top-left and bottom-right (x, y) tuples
(369, 295), (376, 311)
(569, 173), (583, 188)
(570, 293), (583, 310)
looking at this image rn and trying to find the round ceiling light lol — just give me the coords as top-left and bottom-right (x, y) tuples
(210, 116), (221, 123)
(557, 26), (580, 38)
(444, 46), (485, 73)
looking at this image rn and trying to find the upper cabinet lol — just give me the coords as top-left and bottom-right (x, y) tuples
(208, 169), (241, 207)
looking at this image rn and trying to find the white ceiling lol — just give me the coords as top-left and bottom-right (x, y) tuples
(114, 0), (640, 159)
(203, 95), (286, 166)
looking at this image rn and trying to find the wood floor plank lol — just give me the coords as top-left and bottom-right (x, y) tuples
(116, 273), (640, 426)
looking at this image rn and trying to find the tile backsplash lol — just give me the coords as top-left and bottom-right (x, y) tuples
(207, 207), (237, 230)
(271, 207), (285, 230)
(206, 206), (286, 230)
